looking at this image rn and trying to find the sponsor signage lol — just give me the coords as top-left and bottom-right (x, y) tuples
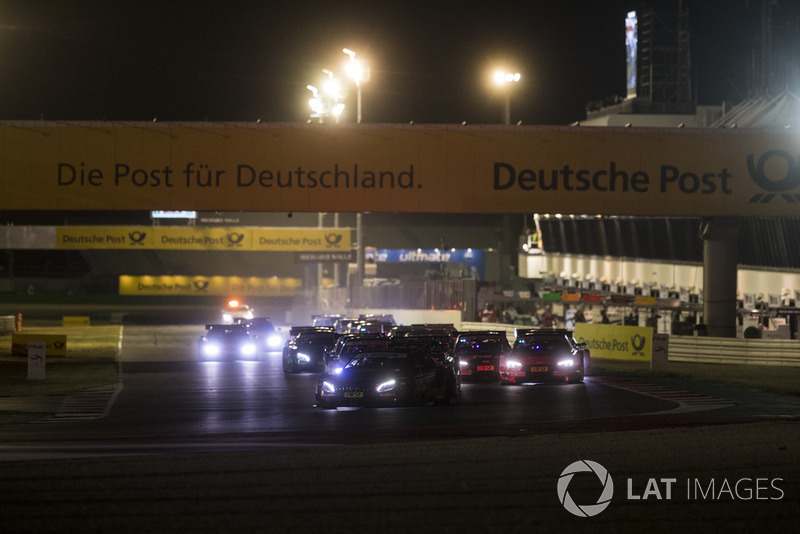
(55, 227), (350, 251)
(11, 334), (67, 358)
(366, 248), (485, 278)
(573, 323), (653, 362)
(295, 251), (355, 262)
(119, 275), (302, 297)
(2, 122), (799, 216)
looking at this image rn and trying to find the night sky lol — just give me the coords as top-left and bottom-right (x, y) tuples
(0, 0), (797, 125)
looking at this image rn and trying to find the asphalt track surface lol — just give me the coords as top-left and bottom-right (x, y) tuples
(1, 325), (799, 533)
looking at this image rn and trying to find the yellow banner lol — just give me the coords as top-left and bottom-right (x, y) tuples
(119, 275), (302, 296)
(3, 122), (800, 216)
(11, 334), (67, 357)
(62, 316), (90, 326)
(573, 323), (653, 362)
(56, 226), (350, 251)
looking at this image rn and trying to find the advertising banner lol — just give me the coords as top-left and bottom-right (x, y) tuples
(11, 334), (67, 357)
(573, 323), (653, 362)
(119, 275), (302, 296)
(3, 122), (800, 217)
(55, 226), (350, 251)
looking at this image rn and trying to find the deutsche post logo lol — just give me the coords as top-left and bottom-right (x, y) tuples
(129, 231), (147, 245)
(631, 334), (646, 357)
(747, 150), (800, 203)
(325, 232), (343, 248)
(227, 232), (245, 246)
(193, 280), (209, 292)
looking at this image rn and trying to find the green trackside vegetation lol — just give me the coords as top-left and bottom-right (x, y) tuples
(0, 321), (121, 398)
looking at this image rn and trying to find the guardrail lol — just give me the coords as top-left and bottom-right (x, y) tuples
(668, 335), (800, 367)
(459, 321), (800, 367)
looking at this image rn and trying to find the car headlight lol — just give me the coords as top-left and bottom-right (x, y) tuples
(240, 342), (257, 356)
(222, 313), (233, 324)
(203, 343), (221, 357)
(376, 379), (396, 393)
(459, 360), (469, 367)
(506, 360), (523, 370)
(321, 381), (336, 393)
(266, 334), (283, 349)
(297, 353), (311, 363)
(244, 311), (254, 320)
(557, 358), (575, 368)
(332, 365), (344, 375)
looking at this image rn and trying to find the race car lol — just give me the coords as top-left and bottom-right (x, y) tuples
(221, 299), (254, 324)
(499, 329), (589, 384)
(315, 350), (458, 408)
(283, 327), (337, 373)
(236, 316), (283, 350)
(197, 323), (259, 361)
(323, 333), (390, 375)
(454, 330), (511, 381)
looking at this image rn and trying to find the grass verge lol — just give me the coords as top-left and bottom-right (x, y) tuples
(0, 323), (121, 398)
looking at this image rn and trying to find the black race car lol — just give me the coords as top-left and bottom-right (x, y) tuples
(282, 327), (337, 373)
(235, 317), (284, 351)
(454, 330), (511, 381)
(323, 333), (390, 375)
(197, 324), (259, 361)
(389, 332), (460, 388)
(315, 350), (458, 408)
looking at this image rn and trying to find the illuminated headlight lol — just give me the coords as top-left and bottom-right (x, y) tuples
(376, 379), (396, 393)
(297, 353), (311, 363)
(506, 360), (523, 370)
(557, 358), (576, 368)
(321, 381), (336, 393)
(244, 310), (254, 320)
(240, 342), (257, 356)
(266, 334), (283, 349)
(459, 360), (469, 367)
(222, 313), (233, 324)
(202, 343), (221, 357)
(333, 365), (344, 375)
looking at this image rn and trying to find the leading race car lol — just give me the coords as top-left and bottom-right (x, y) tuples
(197, 323), (259, 361)
(236, 316), (283, 350)
(315, 350), (458, 408)
(499, 329), (589, 384)
(454, 330), (511, 382)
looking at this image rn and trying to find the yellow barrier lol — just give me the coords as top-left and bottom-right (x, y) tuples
(11, 334), (67, 357)
(63, 316), (90, 326)
(573, 323), (653, 362)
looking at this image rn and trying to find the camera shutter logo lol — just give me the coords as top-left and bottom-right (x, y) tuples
(557, 460), (614, 517)
(747, 150), (800, 203)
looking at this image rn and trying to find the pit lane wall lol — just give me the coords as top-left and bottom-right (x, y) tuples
(460, 321), (800, 367)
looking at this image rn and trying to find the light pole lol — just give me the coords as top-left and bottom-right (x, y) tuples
(306, 70), (346, 123)
(343, 48), (369, 124)
(493, 70), (521, 125)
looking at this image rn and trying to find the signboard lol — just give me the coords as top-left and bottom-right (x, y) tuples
(12, 334), (67, 357)
(55, 226), (350, 251)
(366, 248), (485, 279)
(295, 251), (355, 262)
(573, 323), (653, 362)
(2, 122), (800, 217)
(119, 275), (301, 296)
(27, 342), (46, 380)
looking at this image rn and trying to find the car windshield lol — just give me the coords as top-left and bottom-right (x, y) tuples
(456, 337), (506, 353)
(343, 354), (411, 371)
(513, 335), (571, 354)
